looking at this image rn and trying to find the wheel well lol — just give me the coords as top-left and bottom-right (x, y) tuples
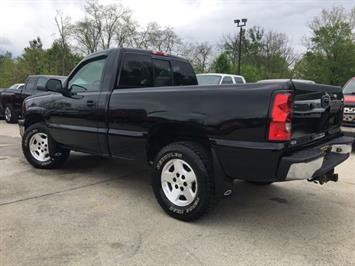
(146, 124), (211, 163)
(24, 114), (45, 129)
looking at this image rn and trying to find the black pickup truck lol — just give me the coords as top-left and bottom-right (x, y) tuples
(19, 48), (353, 221)
(0, 75), (65, 123)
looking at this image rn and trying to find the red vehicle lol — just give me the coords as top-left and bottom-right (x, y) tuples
(341, 78), (355, 138)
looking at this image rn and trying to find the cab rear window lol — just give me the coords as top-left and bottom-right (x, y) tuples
(119, 54), (153, 88)
(172, 60), (197, 86)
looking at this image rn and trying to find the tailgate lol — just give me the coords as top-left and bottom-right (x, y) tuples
(291, 81), (343, 144)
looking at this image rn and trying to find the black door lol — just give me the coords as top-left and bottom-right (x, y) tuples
(48, 57), (107, 154)
(18, 77), (37, 111)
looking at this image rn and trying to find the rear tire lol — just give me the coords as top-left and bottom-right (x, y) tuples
(22, 122), (70, 169)
(4, 105), (17, 123)
(152, 141), (216, 221)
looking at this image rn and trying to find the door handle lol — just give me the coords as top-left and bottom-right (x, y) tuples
(86, 100), (96, 107)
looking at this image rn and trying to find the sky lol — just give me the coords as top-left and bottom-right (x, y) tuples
(0, 0), (354, 56)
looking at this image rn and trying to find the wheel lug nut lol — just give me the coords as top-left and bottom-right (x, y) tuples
(175, 185), (178, 189)
(183, 182), (187, 186)
(182, 175), (185, 180)
(173, 178), (176, 182)
(176, 173), (180, 177)
(180, 187), (184, 191)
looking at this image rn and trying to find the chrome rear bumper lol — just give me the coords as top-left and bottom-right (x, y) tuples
(277, 136), (353, 181)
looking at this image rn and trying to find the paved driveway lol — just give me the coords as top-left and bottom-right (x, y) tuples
(0, 121), (354, 265)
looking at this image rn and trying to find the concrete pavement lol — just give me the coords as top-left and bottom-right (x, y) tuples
(0, 120), (355, 265)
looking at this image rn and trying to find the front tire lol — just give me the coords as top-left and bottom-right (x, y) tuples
(152, 142), (216, 221)
(22, 122), (70, 169)
(4, 105), (17, 123)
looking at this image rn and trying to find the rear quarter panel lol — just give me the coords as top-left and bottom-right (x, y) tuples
(107, 83), (286, 177)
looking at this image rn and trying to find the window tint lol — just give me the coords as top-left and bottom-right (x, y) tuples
(68, 58), (106, 92)
(153, 59), (172, 87)
(24, 77), (37, 91)
(172, 60), (197, 86)
(119, 54), (153, 88)
(36, 77), (47, 89)
(234, 77), (244, 84)
(221, 76), (233, 84)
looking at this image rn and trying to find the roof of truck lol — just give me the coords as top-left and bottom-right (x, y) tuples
(86, 48), (190, 62)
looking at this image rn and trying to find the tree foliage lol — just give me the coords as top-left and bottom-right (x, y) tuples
(213, 26), (294, 81)
(294, 6), (355, 85)
(0, 2), (354, 88)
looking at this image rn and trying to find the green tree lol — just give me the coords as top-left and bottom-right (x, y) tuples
(294, 6), (355, 85)
(219, 26), (294, 81)
(211, 52), (231, 73)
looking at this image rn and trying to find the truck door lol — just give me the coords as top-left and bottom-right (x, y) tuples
(48, 56), (107, 154)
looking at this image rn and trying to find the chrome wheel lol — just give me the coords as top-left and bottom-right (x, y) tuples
(161, 159), (198, 207)
(5, 107), (11, 122)
(29, 133), (50, 162)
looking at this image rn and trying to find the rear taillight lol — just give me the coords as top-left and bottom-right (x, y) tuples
(268, 92), (293, 141)
(344, 95), (355, 104)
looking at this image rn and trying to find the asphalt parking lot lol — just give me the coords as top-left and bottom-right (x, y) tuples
(0, 121), (355, 265)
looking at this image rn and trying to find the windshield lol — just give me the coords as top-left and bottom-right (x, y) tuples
(8, 84), (20, 90)
(197, 75), (221, 85)
(343, 78), (355, 94)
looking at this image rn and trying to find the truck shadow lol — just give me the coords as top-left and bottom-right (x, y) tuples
(59, 153), (346, 230)
(12, 148), (350, 235)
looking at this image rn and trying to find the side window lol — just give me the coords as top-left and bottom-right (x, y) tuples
(68, 58), (106, 92)
(221, 76), (233, 84)
(172, 60), (197, 86)
(234, 77), (244, 84)
(153, 59), (172, 87)
(119, 54), (153, 88)
(36, 77), (47, 89)
(24, 77), (37, 91)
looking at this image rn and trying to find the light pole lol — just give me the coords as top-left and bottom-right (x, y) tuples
(234, 18), (247, 75)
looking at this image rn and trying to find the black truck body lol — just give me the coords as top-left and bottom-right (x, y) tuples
(19, 48), (353, 220)
(0, 75), (65, 123)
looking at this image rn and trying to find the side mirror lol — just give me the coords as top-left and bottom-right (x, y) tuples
(46, 79), (63, 92)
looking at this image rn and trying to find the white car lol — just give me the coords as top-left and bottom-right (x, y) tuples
(197, 73), (246, 85)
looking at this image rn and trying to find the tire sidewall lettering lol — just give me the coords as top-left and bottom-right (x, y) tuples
(156, 151), (201, 215)
(156, 152), (182, 170)
(24, 128), (54, 165)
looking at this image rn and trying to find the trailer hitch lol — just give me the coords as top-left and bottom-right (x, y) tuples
(307, 170), (338, 185)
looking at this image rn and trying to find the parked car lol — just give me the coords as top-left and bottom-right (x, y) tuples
(341, 77), (355, 138)
(0, 76), (65, 123)
(0, 84), (24, 119)
(19, 48), (352, 221)
(257, 79), (316, 84)
(197, 73), (246, 85)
